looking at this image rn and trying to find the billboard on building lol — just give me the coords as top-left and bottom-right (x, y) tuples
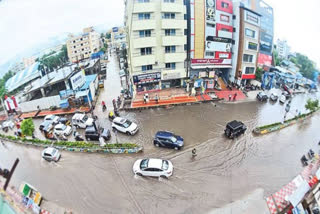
(112, 27), (119, 32)
(258, 53), (272, 66)
(70, 70), (86, 90)
(190, 0), (233, 67)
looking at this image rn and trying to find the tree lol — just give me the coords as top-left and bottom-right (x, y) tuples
(295, 53), (315, 80)
(255, 67), (263, 81)
(305, 99), (319, 112)
(100, 47), (106, 53)
(106, 33), (111, 39)
(20, 118), (35, 136)
(273, 50), (280, 66)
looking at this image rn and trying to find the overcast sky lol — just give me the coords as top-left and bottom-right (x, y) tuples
(0, 0), (319, 71)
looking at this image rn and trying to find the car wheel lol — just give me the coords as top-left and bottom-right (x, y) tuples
(126, 131), (131, 136)
(75, 125), (79, 129)
(155, 143), (160, 147)
(160, 175), (168, 179)
(86, 137), (90, 141)
(174, 146), (179, 150)
(136, 172), (143, 176)
(112, 127), (117, 132)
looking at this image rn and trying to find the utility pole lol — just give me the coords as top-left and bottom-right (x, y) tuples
(1, 158), (19, 191)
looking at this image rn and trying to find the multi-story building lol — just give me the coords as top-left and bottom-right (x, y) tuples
(189, 0), (234, 89)
(66, 27), (102, 63)
(231, 2), (261, 84)
(10, 61), (25, 74)
(23, 56), (36, 68)
(108, 26), (127, 49)
(125, 0), (187, 95)
(276, 39), (290, 59)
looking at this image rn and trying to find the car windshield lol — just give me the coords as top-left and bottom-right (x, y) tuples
(60, 125), (67, 130)
(123, 120), (132, 128)
(170, 136), (177, 143)
(162, 160), (169, 170)
(140, 159), (148, 170)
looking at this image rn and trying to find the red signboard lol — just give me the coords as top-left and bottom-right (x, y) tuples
(216, 23), (233, 32)
(242, 74), (256, 79)
(216, 0), (233, 14)
(191, 59), (231, 65)
(258, 53), (272, 66)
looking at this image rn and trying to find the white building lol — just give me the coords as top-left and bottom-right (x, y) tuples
(276, 39), (290, 59)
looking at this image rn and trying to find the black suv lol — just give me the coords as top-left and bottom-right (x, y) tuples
(85, 126), (111, 141)
(257, 92), (268, 101)
(224, 120), (247, 139)
(153, 131), (184, 150)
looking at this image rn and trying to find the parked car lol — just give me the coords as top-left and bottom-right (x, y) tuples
(85, 125), (111, 141)
(112, 117), (138, 135)
(282, 91), (291, 99)
(153, 131), (184, 150)
(54, 124), (72, 136)
(41, 147), (61, 162)
(270, 93), (278, 101)
(44, 115), (60, 125)
(279, 95), (286, 104)
(132, 158), (173, 178)
(58, 117), (71, 126)
(224, 120), (247, 139)
(256, 92), (268, 101)
(39, 120), (53, 131)
(72, 113), (94, 128)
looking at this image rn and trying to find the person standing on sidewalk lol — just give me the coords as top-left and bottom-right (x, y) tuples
(233, 93), (237, 101)
(228, 94), (232, 101)
(155, 94), (159, 104)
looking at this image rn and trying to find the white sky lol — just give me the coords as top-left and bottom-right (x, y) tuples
(0, 0), (319, 70)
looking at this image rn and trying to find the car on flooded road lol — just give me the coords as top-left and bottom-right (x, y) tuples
(41, 147), (61, 162)
(224, 120), (247, 139)
(112, 117), (138, 135)
(153, 131), (184, 150)
(256, 92), (268, 101)
(54, 124), (72, 136)
(133, 158), (173, 178)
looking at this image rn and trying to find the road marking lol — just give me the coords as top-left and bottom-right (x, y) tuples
(111, 157), (144, 214)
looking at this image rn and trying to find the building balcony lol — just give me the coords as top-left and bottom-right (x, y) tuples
(161, 19), (187, 29)
(132, 54), (156, 67)
(161, 3), (184, 13)
(164, 52), (186, 63)
(133, 2), (156, 13)
(133, 37), (157, 49)
(132, 19), (156, 31)
(162, 36), (186, 46)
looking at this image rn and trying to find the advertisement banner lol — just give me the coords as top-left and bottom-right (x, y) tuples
(258, 53), (272, 66)
(244, 10), (260, 26)
(192, 58), (232, 65)
(133, 72), (161, 85)
(112, 27), (118, 32)
(206, 0), (216, 22)
(206, 41), (232, 52)
(70, 70), (86, 90)
(260, 32), (273, 54)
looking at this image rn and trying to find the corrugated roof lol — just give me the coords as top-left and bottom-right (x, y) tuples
(80, 74), (97, 90)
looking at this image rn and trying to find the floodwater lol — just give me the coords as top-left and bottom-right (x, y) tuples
(1, 52), (320, 213)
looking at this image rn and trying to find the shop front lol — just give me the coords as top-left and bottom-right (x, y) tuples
(133, 72), (161, 94)
(161, 70), (183, 89)
(190, 69), (220, 93)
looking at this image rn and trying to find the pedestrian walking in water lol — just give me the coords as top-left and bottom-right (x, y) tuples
(233, 93), (237, 101)
(155, 94), (159, 104)
(228, 94), (232, 101)
(143, 94), (147, 104)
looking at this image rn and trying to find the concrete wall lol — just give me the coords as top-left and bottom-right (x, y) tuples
(19, 95), (61, 113)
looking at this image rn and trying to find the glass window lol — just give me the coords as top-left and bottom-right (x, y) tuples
(243, 54), (254, 62)
(165, 63), (176, 69)
(165, 29), (176, 36)
(138, 13), (150, 20)
(245, 28), (256, 38)
(205, 52), (215, 57)
(245, 67), (255, 74)
(140, 159), (149, 169)
(248, 42), (258, 50)
(164, 0), (175, 2)
(139, 30), (151, 37)
(140, 47), (152, 55)
(221, 2), (229, 8)
(220, 14), (230, 22)
(142, 65), (153, 71)
(165, 46), (176, 53)
(184, 14), (187, 20)
(162, 160), (169, 170)
(138, 0), (150, 2)
(163, 13), (175, 19)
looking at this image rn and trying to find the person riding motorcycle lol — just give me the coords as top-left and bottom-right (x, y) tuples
(192, 148), (197, 157)
(102, 101), (106, 112)
(109, 111), (115, 120)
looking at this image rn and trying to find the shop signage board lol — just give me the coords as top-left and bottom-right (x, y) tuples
(162, 72), (181, 80)
(209, 71), (215, 78)
(70, 70), (86, 90)
(191, 58), (232, 65)
(199, 72), (207, 78)
(133, 72), (161, 84)
(206, 41), (232, 52)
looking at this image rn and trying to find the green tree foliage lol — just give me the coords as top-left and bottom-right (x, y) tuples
(255, 67), (263, 81)
(305, 99), (319, 112)
(21, 118), (35, 136)
(273, 50), (280, 66)
(295, 53), (315, 80)
(0, 70), (14, 98)
(38, 45), (69, 73)
(106, 33), (111, 39)
(100, 47), (106, 53)
(289, 57), (298, 65)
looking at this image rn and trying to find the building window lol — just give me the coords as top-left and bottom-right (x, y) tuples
(139, 30), (151, 37)
(165, 63), (176, 69)
(142, 65), (153, 71)
(74, 46), (76, 48)
(138, 0), (150, 2)
(245, 28), (256, 38)
(220, 14), (230, 23)
(221, 2), (229, 8)
(162, 13), (175, 19)
(184, 44), (187, 51)
(82, 48), (84, 51)
(243, 54), (254, 62)
(245, 67), (255, 74)
(164, 0), (175, 2)
(165, 46), (176, 53)
(165, 29), (176, 36)
(184, 14), (187, 20)
(140, 47), (152, 55)
(205, 52), (215, 57)
(184, 29), (187, 35)
(81, 43), (83, 46)
(248, 42), (258, 50)
(138, 13), (151, 20)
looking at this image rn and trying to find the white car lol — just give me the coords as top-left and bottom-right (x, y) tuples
(279, 95), (286, 104)
(54, 124), (72, 136)
(133, 158), (173, 178)
(41, 147), (61, 162)
(72, 113), (94, 128)
(112, 117), (138, 135)
(44, 115), (60, 124)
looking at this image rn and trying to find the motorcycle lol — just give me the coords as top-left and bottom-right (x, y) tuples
(308, 149), (315, 159)
(301, 155), (308, 166)
(102, 105), (107, 112)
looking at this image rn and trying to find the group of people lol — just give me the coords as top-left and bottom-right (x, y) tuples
(228, 93), (238, 102)
(143, 94), (159, 104)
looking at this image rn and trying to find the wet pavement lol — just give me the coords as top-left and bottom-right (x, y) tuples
(0, 51), (320, 213)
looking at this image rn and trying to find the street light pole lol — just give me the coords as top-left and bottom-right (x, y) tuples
(1, 158), (19, 191)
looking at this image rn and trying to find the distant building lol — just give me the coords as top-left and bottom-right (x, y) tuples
(108, 26), (127, 49)
(23, 56), (36, 68)
(10, 61), (25, 74)
(276, 39), (290, 59)
(66, 27), (102, 63)
(40, 44), (64, 56)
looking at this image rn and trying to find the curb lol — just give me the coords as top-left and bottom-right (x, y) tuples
(1, 137), (143, 154)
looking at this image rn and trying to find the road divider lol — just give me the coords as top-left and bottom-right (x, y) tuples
(0, 134), (143, 154)
(253, 109), (318, 135)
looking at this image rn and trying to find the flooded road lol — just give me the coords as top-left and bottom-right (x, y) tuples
(1, 91), (320, 213)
